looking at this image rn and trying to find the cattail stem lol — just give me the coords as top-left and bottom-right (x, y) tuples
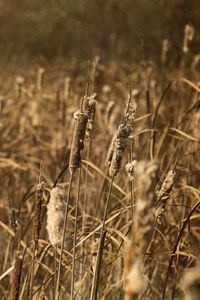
(55, 173), (74, 300)
(9, 251), (23, 300)
(71, 168), (81, 299)
(90, 176), (114, 300)
(53, 246), (58, 299)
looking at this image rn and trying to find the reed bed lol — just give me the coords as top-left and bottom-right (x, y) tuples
(0, 28), (200, 300)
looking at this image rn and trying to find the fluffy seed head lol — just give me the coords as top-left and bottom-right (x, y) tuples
(126, 160), (137, 181)
(108, 124), (131, 177)
(46, 187), (66, 246)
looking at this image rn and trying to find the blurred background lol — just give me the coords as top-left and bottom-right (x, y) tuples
(0, 0), (199, 64)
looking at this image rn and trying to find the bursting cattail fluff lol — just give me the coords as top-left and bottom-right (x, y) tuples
(161, 38), (170, 65)
(183, 24), (194, 54)
(46, 187), (66, 246)
(133, 160), (158, 247)
(125, 160), (137, 182)
(69, 109), (88, 174)
(15, 76), (25, 99)
(125, 160), (158, 299)
(86, 94), (98, 140)
(155, 170), (175, 222)
(125, 101), (137, 129)
(108, 124), (131, 177)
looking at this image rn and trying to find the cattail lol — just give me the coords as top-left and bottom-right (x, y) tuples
(15, 76), (25, 99)
(181, 264), (200, 300)
(33, 182), (44, 244)
(125, 160), (159, 299)
(69, 109), (88, 174)
(125, 160), (137, 182)
(161, 39), (170, 65)
(124, 101), (137, 130)
(108, 124), (131, 177)
(36, 67), (45, 94)
(91, 239), (99, 273)
(46, 187), (66, 246)
(183, 24), (194, 54)
(134, 160), (158, 249)
(9, 251), (23, 300)
(155, 170), (175, 222)
(8, 208), (19, 232)
(86, 94), (98, 140)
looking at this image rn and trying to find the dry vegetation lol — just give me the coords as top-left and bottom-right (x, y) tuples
(0, 21), (200, 300)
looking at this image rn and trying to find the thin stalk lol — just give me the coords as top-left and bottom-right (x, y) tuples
(90, 176), (114, 300)
(130, 141), (134, 225)
(53, 246), (58, 299)
(79, 141), (91, 298)
(55, 173), (74, 300)
(30, 243), (36, 299)
(71, 168), (82, 299)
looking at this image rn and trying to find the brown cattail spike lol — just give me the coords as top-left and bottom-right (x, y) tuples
(9, 251), (23, 300)
(155, 170), (175, 222)
(8, 208), (19, 232)
(86, 94), (98, 140)
(69, 110), (88, 174)
(33, 182), (44, 244)
(108, 124), (131, 177)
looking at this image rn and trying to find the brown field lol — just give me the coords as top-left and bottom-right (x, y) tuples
(0, 2), (199, 300)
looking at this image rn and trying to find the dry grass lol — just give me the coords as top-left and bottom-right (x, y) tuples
(0, 28), (200, 300)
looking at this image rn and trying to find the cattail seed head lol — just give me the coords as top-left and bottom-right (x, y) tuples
(134, 160), (158, 249)
(125, 160), (158, 299)
(36, 67), (45, 94)
(69, 110), (88, 174)
(46, 187), (66, 246)
(9, 251), (23, 300)
(155, 170), (175, 221)
(33, 182), (44, 244)
(86, 94), (98, 140)
(125, 101), (137, 128)
(8, 208), (19, 232)
(161, 38), (170, 65)
(108, 124), (131, 177)
(125, 160), (137, 181)
(15, 76), (25, 99)
(183, 24), (194, 54)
